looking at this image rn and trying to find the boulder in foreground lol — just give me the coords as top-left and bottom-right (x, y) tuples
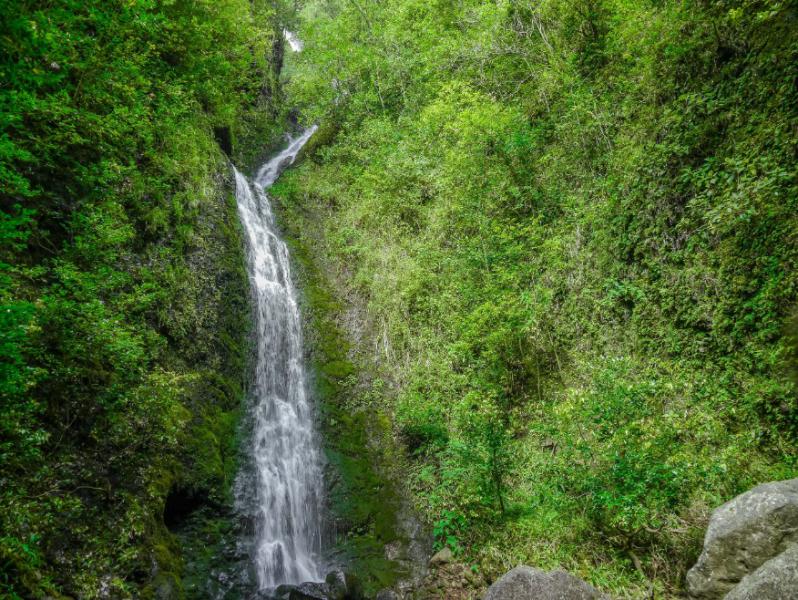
(483, 566), (604, 600)
(724, 542), (798, 600)
(686, 478), (798, 599)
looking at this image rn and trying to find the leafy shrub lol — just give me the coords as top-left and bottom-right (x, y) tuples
(433, 510), (467, 554)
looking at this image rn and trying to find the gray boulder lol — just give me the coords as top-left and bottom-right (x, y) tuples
(429, 547), (454, 567)
(686, 478), (798, 599)
(483, 566), (603, 600)
(289, 582), (328, 600)
(324, 570), (348, 600)
(724, 543), (798, 600)
(267, 571), (363, 600)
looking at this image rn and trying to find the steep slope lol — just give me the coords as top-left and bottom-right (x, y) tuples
(0, 1), (289, 597)
(272, 0), (798, 596)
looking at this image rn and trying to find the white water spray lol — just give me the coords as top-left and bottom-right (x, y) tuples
(233, 126), (323, 590)
(283, 29), (304, 52)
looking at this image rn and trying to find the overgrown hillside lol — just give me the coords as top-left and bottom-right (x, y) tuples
(0, 1), (288, 597)
(274, 0), (798, 596)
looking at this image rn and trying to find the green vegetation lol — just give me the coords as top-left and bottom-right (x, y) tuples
(0, 1), (289, 597)
(281, 232), (409, 595)
(274, 0), (798, 595)
(3, 0), (798, 597)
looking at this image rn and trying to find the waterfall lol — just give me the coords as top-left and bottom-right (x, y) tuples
(233, 126), (323, 591)
(283, 29), (304, 53)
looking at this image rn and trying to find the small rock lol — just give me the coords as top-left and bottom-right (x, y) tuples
(429, 547), (453, 567)
(384, 540), (403, 561)
(483, 566), (604, 600)
(289, 582), (328, 600)
(724, 543), (798, 600)
(271, 584), (296, 599)
(375, 591), (400, 600)
(325, 570), (347, 600)
(686, 478), (798, 599)
(465, 569), (481, 585)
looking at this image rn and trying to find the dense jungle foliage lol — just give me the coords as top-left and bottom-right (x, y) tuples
(274, 0), (798, 596)
(0, 1), (289, 597)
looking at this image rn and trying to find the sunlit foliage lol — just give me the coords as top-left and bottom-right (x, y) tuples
(275, 0), (798, 594)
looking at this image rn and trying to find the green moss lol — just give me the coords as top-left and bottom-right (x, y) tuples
(295, 121), (340, 163)
(335, 536), (402, 592)
(141, 541), (184, 600)
(279, 220), (410, 595)
(320, 359), (356, 379)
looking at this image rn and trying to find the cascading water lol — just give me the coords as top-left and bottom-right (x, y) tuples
(283, 29), (304, 52)
(233, 125), (324, 591)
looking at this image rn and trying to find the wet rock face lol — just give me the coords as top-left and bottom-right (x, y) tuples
(213, 125), (233, 155)
(483, 566), (604, 600)
(289, 582), (330, 600)
(162, 485), (210, 530)
(325, 570), (349, 599)
(686, 478), (798, 599)
(266, 570), (364, 600)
